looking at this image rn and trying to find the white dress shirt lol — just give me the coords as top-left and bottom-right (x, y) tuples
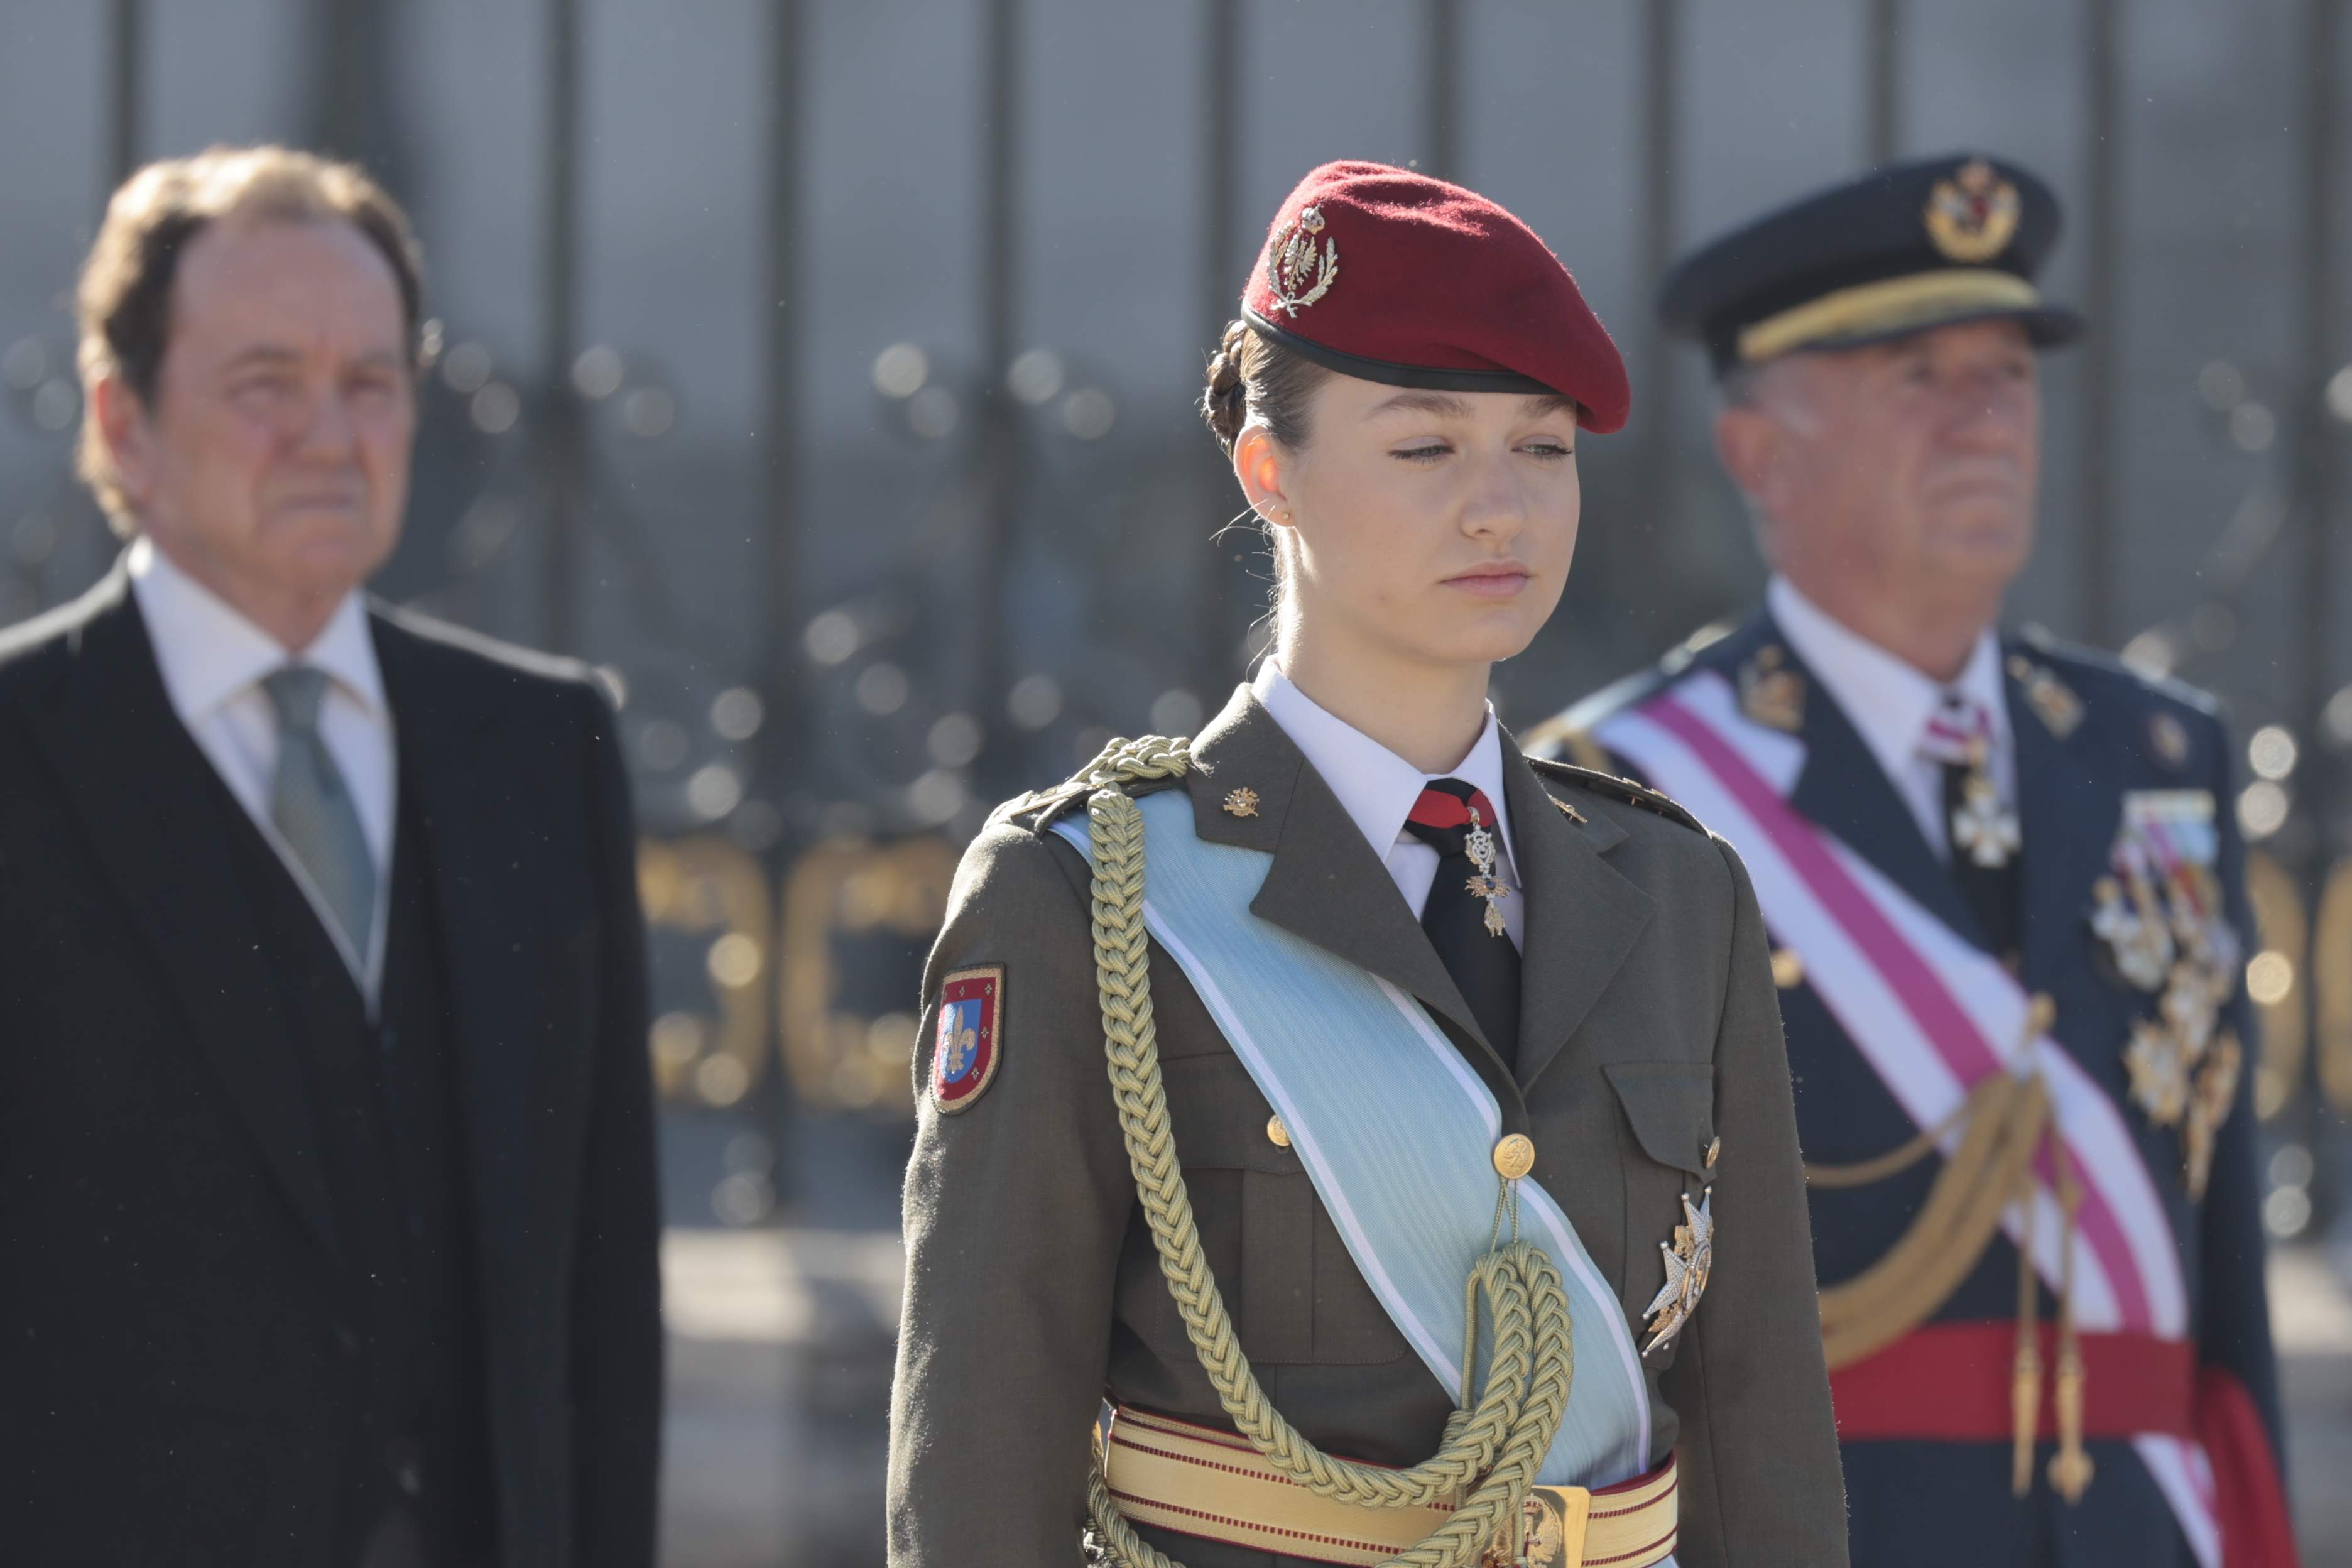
(1767, 575), (2013, 863)
(128, 536), (396, 997)
(1252, 661), (1525, 950)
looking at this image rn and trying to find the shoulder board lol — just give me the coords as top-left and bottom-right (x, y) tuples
(2013, 624), (2221, 717)
(1525, 755), (1706, 834)
(994, 739), (1194, 835)
(994, 778), (1095, 835)
(1520, 618), (1741, 764)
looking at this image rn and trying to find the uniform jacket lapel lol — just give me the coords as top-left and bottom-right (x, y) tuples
(2005, 643), (2118, 993)
(1182, 687), (1497, 1065)
(18, 565), (340, 1255)
(1498, 729), (1652, 1092)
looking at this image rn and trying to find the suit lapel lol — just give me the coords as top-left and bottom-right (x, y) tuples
(1500, 731), (1654, 1092)
(20, 567), (340, 1255)
(1185, 689), (1496, 1062)
(1773, 615), (1989, 948)
(2006, 644), (2119, 992)
(369, 615), (547, 1277)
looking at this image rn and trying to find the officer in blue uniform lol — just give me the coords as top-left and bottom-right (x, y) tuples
(1528, 153), (2297, 1568)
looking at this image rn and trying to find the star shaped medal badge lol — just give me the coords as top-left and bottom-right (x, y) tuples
(1641, 1138), (1719, 1358)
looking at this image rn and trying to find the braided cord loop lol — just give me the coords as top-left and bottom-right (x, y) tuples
(1069, 738), (1577, 1568)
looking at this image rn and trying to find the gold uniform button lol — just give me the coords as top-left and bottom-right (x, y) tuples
(1770, 947), (1805, 989)
(1493, 1133), (1536, 1180)
(1266, 1115), (1291, 1149)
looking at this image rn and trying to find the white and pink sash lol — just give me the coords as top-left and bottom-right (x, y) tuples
(1596, 670), (2219, 1565)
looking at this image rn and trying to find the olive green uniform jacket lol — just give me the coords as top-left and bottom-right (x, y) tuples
(887, 687), (1848, 1567)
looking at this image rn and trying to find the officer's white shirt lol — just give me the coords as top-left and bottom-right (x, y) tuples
(128, 535), (396, 997)
(1767, 574), (2013, 863)
(1253, 660), (1525, 950)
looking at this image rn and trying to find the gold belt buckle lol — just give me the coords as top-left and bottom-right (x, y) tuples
(1483, 1486), (1591, 1567)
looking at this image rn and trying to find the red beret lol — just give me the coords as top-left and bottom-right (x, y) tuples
(1242, 161), (1630, 433)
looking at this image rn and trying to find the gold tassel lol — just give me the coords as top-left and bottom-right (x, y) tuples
(2047, 1133), (2096, 1503)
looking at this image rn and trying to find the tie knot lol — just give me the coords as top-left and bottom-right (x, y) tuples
(1919, 694), (1991, 768)
(262, 664), (331, 735)
(1403, 778), (1499, 855)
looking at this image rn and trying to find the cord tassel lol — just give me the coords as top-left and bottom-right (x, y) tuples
(2047, 1133), (2095, 1503)
(2010, 1168), (2042, 1500)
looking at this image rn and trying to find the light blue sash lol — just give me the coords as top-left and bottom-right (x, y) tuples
(1055, 790), (1652, 1488)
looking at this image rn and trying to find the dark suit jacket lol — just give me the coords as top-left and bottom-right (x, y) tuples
(0, 564), (662, 1568)
(1533, 610), (2287, 1568)
(887, 687), (1848, 1567)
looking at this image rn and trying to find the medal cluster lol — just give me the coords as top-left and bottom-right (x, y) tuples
(2093, 792), (2242, 1200)
(1464, 805), (1511, 939)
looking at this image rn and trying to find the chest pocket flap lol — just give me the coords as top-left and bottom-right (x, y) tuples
(1603, 1062), (1716, 1178)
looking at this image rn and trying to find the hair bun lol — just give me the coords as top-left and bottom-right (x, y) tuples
(1200, 317), (1251, 454)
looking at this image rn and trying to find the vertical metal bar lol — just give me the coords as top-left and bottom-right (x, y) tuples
(2079, 0), (2118, 647)
(2293, 0), (2343, 1232)
(1636, 0), (1680, 560)
(315, 0), (365, 158)
(1864, 0), (1900, 164)
(753, 0), (809, 1246)
(108, 0), (144, 185)
(760, 0), (807, 784)
(1199, 0), (1240, 690)
(1424, 0), (1460, 182)
(972, 0), (1020, 789)
(541, 0), (583, 653)
(2299, 0), (2341, 759)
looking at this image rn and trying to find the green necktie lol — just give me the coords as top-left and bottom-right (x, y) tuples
(261, 665), (376, 965)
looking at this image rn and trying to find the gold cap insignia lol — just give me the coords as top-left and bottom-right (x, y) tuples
(1925, 158), (2022, 263)
(1265, 205), (1339, 317)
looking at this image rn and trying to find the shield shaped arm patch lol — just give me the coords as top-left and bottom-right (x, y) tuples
(930, 965), (1006, 1114)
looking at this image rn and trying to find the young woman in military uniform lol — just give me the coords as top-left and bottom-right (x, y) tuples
(887, 163), (1846, 1568)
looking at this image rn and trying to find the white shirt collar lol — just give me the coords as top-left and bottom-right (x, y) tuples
(1251, 660), (1517, 870)
(1766, 574), (2006, 778)
(127, 536), (386, 722)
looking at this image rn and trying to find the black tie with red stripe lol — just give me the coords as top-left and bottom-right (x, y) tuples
(1401, 778), (1520, 1070)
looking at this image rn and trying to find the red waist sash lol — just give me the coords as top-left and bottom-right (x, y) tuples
(1830, 1323), (2192, 1442)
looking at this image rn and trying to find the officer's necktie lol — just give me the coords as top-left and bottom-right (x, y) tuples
(1402, 778), (1520, 1069)
(1919, 694), (2022, 962)
(262, 665), (377, 964)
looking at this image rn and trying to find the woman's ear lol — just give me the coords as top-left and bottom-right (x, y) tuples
(1231, 422), (1294, 530)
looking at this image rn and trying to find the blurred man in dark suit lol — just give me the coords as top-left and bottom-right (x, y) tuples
(0, 146), (661, 1568)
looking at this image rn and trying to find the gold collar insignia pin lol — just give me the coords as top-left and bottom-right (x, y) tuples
(1740, 645), (1805, 732)
(1222, 786), (1260, 819)
(2008, 655), (2086, 739)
